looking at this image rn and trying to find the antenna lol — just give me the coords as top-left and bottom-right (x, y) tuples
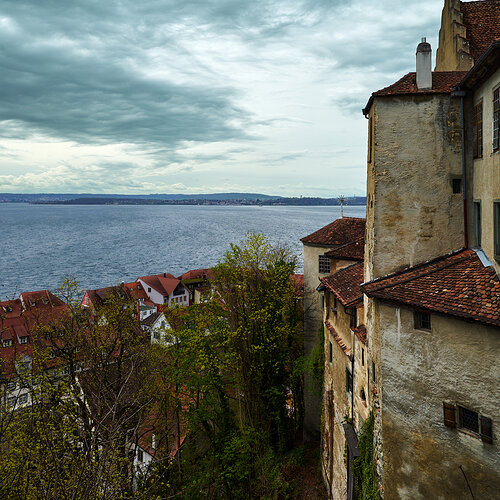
(338, 195), (345, 217)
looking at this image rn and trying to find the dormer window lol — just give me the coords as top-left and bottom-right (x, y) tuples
(2, 305), (12, 313)
(2, 339), (13, 348)
(29, 300), (35, 307)
(19, 336), (28, 345)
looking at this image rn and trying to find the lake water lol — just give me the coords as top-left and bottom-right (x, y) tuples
(0, 203), (365, 299)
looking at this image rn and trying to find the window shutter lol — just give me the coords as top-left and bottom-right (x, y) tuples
(443, 402), (456, 428)
(480, 416), (493, 444)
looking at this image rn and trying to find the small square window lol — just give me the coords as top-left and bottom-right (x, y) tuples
(452, 178), (462, 194)
(458, 406), (479, 434)
(414, 311), (431, 331)
(318, 255), (330, 274)
(19, 336), (28, 345)
(18, 393), (28, 405)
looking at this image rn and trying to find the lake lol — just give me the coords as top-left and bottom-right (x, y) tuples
(0, 203), (365, 299)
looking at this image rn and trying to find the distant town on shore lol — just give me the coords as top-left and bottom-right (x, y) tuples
(0, 192), (367, 206)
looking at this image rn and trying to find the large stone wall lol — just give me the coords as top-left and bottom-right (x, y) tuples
(367, 95), (465, 280)
(378, 303), (500, 499)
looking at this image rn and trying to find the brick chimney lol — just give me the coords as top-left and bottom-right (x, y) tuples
(416, 37), (432, 90)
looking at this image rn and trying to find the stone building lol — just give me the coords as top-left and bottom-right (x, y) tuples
(301, 217), (365, 440)
(317, 1), (500, 498)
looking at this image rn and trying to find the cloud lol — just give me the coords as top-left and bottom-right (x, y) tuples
(0, 0), (444, 194)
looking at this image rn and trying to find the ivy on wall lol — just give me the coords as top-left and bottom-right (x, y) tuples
(353, 412), (381, 499)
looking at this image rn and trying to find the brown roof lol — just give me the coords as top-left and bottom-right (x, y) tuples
(178, 268), (214, 281)
(362, 249), (500, 327)
(325, 320), (353, 359)
(123, 282), (148, 301)
(320, 262), (364, 307)
(461, 0), (500, 61)
(290, 274), (304, 297)
(83, 286), (127, 308)
(352, 324), (367, 344)
(372, 71), (468, 97)
(301, 217), (366, 246)
(324, 237), (364, 261)
(138, 274), (181, 297)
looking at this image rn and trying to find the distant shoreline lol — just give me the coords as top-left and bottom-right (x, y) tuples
(28, 197), (366, 207)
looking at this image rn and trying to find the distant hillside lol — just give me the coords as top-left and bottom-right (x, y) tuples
(0, 192), (282, 203)
(29, 195), (367, 206)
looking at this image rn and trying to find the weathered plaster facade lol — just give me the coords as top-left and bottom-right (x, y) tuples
(436, 0), (474, 71)
(303, 243), (337, 439)
(466, 66), (500, 274)
(365, 94), (465, 282)
(378, 304), (500, 499)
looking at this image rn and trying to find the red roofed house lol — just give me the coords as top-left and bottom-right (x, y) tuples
(0, 290), (69, 410)
(137, 273), (189, 307)
(301, 216), (366, 440)
(178, 268), (214, 305)
(324, 1), (500, 499)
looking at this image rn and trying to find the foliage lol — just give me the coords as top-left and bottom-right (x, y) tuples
(352, 412), (381, 500)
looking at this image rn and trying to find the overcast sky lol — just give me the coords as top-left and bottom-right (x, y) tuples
(0, 0), (444, 196)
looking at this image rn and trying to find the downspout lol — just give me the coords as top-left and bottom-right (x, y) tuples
(456, 91), (469, 248)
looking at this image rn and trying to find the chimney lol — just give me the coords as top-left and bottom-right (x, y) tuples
(416, 37), (432, 90)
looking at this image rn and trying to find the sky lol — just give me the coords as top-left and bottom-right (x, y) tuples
(0, 0), (444, 197)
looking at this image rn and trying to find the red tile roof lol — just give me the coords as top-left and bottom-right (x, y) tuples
(320, 262), (364, 307)
(324, 237), (364, 261)
(301, 217), (366, 246)
(461, 1), (500, 61)
(362, 249), (500, 327)
(138, 274), (181, 297)
(290, 274), (304, 297)
(325, 320), (353, 359)
(372, 71), (468, 97)
(123, 282), (148, 301)
(352, 324), (367, 344)
(178, 268), (214, 281)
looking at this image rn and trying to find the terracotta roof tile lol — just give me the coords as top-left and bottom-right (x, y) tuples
(320, 262), (364, 307)
(123, 282), (149, 301)
(325, 320), (353, 359)
(461, 0), (500, 61)
(324, 237), (364, 261)
(372, 72), (467, 97)
(362, 249), (500, 327)
(178, 268), (214, 281)
(138, 274), (181, 297)
(301, 217), (366, 246)
(352, 324), (367, 344)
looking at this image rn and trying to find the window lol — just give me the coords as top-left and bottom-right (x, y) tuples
(7, 396), (16, 407)
(148, 287), (151, 292)
(495, 202), (500, 261)
(137, 449), (144, 462)
(349, 307), (357, 329)
(472, 101), (483, 158)
(345, 367), (353, 394)
(18, 393), (28, 405)
(452, 178), (462, 194)
(329, 341), (333, 364)
(371, 362), (376, 383)
(443, 402), (493, 443)
(153, 331), (160, 340)
(473, 201), (481, 247)
(331, 297), (337, 313)
(361, 348), (365, 366)
(494, 87), (499, 152)
(7, 381), (16, 391)
(318, 255), (330, 274)
(1, 339), (12, 348)
(414, 311), (431, 331)
(19, 336), (28, 345)
(320, 294), (325, 310)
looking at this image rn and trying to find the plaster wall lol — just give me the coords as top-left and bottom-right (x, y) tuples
(378, 303), (500, 499)
(435, 0), (474, 71)
(468, 67), (500, 273)
(367, 96), (465, 281)
(322, 305), (352, 499)
(303, 243), (337, 439)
